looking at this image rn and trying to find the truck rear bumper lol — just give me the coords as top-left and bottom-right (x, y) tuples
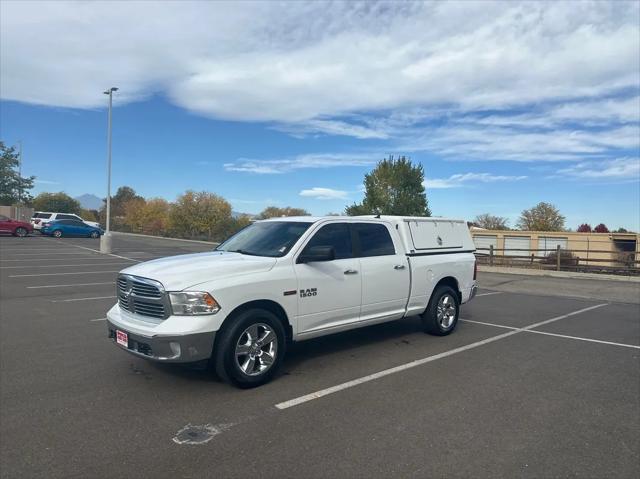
(106, 319), (214, 363)
(462, 284), (478, 304)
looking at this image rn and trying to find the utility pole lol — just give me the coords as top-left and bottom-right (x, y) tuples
(17, 140), (23, 204)
(100, 87), (118, 254)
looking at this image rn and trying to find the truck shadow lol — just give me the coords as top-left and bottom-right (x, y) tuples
(284, 315), (425, 368)
(148, 308), (471, 383)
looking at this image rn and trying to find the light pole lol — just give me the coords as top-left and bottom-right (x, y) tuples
(17, 140), (23, 204)
(100, 87), (118, 254)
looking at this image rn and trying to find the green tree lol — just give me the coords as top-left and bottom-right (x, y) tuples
(345, 156), (431, 216)
(0, 142), (35, 204)
(257, 206), (310, 219)
(473, 213), (509, 230)
(517, 202), (565, 231)
(32, 192), (81, 214)
(169, 190), (234, 241)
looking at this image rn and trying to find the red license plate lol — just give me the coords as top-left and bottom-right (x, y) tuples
(116, 330), (128, 347)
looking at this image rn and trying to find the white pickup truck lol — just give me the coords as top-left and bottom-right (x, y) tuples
(106, 216), (477, 387)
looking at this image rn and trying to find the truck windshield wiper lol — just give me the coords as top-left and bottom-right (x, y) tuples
(227, 249), (262, 256)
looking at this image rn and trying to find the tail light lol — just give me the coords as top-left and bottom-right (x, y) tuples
(473, 259), (478, 280)
(34, 219), (41, 224)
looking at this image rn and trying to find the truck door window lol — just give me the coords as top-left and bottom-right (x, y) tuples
(303, 223), (353, 259)
(355, 223), (396, 257)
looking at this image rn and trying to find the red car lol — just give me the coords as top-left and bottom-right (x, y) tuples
(0, 215), (33, 237)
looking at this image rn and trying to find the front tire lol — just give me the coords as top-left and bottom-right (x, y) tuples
(421, 285), (460, 336)
(214, 308), (286, 388)
(52, 230), (63, 238)
(89, 231), (99, 238)
(14, 227), (28, 237)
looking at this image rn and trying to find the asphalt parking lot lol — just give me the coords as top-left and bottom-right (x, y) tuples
(1, 233), (639, 478)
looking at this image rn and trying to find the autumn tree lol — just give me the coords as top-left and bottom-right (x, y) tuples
(0, 142), (35, 204)
(32, 192), (81, 214)
(99, 186), (143, 226)
(517, 202), (565, 231)
(80, 208), (99, 222)
(473, 213), (509, 230)
(577, 223), (592, 232)
(345, 156), (431, 216)
(594, 223), (609, 233)
(169, 191), (233, 241)
(257, 206), (310, 219)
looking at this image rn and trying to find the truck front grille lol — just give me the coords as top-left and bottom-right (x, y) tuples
(117, 274), (170, 320)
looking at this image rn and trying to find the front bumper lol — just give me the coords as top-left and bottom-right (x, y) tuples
(106, 319), (215, 363)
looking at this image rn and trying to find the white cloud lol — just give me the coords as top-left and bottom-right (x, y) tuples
(1, 1), (638, 124)
(299, 187), (348, 200)
(275, 119), (389, 139)
(34, 179), (60, 185)
(224, 153), (380, 174)
(557, 158), (640, 179)
(424, 173), (527, 189)
(404, 124), (639, 162)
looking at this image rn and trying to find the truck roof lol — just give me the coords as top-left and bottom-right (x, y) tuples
(259, 215), (466, 223)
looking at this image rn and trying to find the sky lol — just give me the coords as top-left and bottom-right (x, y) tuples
(1, 0), (639, 230)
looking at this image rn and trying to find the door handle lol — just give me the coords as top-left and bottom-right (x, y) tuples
(394, 264), (406, 270)
(343, 269), (358, 275)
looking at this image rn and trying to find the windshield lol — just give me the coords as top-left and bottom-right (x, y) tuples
(216, 221), (313, 257)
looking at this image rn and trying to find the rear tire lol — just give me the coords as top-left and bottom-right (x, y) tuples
(421, 285), (460, 336)
(214, 308), (286, 388)
(14, 227), (28, 237)
(52, 230), (63, 238)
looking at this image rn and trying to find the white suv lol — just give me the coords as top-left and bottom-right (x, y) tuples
(31, 211), (101, 231)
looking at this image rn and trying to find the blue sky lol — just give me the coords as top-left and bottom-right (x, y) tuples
(1, 1), (639, 230)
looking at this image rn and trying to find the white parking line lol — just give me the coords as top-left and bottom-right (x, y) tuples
(90, 317), (107, 322)
(52, 296), (116, 303)
(1, 262), (131, 269)
(274, 303), (608, 410)
(27, 282), (115, 289)
(3, 252), (95, 256)
(55, 242), (142, 263)
(475, 292), (503, 297)
(0, 249), (82, 253)
(461, 319), (640, 350)
(1, 256), (127, 262)
(10, 271), (120, 278)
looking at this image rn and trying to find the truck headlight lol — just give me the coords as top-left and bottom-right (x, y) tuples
(169, 291), (220, 315)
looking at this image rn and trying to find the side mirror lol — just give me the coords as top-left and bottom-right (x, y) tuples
(298, 245), (336, 263)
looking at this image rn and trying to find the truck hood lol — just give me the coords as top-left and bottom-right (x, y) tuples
(120, 251), (277, 291)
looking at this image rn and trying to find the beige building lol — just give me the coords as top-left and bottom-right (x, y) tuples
(470, 229), (639, 269)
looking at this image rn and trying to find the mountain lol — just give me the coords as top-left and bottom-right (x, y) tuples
(75, 194), (103, 210)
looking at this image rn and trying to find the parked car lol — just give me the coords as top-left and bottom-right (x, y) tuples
(0, 215), (34, 237)
(31, 211), (100, 231)
(106, 215), (478, 388)
(41, 219), (104, 238)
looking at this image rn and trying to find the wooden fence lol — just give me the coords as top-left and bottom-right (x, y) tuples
(475, 245), (640, 276)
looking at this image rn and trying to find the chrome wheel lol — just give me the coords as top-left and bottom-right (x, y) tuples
(436, 294), (457, 329)
(235, 323), (278, 376)
(15, 227), (27, 237)
(90, 231), (99, 238)
(53, 230), (62, 238)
